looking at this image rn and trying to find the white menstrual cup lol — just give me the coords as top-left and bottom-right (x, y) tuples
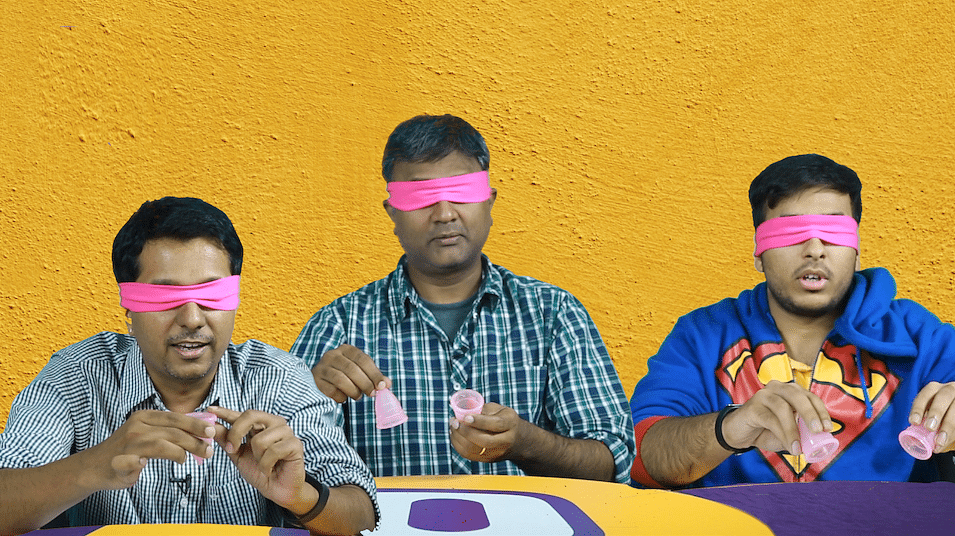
(899, 424), (937, 460)
(450, 389), (485, 421)
(797, 416), (839, 463)
(187, 411), (217, 465)
(375, 388), (408, 429)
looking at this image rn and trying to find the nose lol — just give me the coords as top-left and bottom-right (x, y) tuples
(430, 200), (457, 223)
(175, 301), (206, 330)
(802, 237), (826, 259)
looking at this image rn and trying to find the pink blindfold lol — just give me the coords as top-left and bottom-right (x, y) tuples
(754, 215), (859, 257)
(753, 214), (859, 257)
(386, 171), (492, 211)
(119, 275), (241, 312)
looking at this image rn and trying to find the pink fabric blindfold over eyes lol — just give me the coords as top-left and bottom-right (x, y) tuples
(119, 275), (241, 312)
(754, 215), (859, 257)
(386, 171), (492, 211)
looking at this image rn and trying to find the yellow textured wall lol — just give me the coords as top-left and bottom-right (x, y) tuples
(3, 1), (955, 429)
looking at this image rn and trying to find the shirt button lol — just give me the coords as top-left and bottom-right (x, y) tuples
(179, 497), (189, 508)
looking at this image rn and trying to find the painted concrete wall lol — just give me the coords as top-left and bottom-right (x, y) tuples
(3, 0), (955, 428)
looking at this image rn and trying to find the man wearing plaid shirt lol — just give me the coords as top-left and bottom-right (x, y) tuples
(0, 197), (377, 534)
(291, 114), (635, 483)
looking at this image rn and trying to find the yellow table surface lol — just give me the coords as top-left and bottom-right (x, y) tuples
(374, 475), (774, 535)
(29, 526), (288, 535)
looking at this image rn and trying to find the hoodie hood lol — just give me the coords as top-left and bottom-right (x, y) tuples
(834, 267), (918, 358)
(834, 266), (918, 419)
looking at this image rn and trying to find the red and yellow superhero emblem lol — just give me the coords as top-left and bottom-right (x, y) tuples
(716, 339), (900, 481)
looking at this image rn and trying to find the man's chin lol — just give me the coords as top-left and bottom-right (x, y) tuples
(166, 355), (221, 382)
(413, 253), (479, 276)
(769, 288), (847, 319)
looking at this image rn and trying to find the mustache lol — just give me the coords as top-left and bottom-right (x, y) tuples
(166, 331), (214, 345)
(431, 226), (466, 238)
(795, 263), (832, 279)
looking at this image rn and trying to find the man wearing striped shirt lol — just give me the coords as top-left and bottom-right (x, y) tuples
(0, 197), (377, 535)
(291, 114), (635, 483)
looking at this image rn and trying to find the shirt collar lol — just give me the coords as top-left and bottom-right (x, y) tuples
(386, 254), (502, 325)
(119, 335), (158, 415)
(208, 345), (244, 411)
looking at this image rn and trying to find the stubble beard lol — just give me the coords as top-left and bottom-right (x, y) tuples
(766, 282), (849, 319)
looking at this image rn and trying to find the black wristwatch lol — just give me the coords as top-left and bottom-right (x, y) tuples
(715, 404), (755, 454)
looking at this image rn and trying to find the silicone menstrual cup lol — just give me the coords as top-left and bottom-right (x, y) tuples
(375, 388), (409, 429)
(899, 424), (937, 460)
(797, 416), (839, 463)
(187, 411), (217, 465)
(450, 389), (485, 421)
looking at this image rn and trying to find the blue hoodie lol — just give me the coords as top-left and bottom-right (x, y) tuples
(630, 267), (955, 486)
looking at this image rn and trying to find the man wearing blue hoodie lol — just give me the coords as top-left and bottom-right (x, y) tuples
(629, 154), (955, 488)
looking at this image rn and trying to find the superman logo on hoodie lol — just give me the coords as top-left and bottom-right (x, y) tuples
(716, 338), (901, 481)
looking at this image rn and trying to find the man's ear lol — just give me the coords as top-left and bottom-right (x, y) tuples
(383, 200), (401, 238)
(125, 309), (134, 336)
(754, 255), (764, 273)
(488, 188), (497, 209)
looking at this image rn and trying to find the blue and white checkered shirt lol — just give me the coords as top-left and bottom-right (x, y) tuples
(0, 332), (377, 526)
(291, 256), (635, 483)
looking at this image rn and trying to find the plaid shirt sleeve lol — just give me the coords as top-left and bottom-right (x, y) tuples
(289, 305), (350, 429)
(290, 305), (348, 370)
(544, 291), (636, 483)
(247, 343), (378, 523)
(0, 355), (79, 468)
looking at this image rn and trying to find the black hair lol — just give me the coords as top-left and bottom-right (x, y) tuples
(749, 154), (863, 228)
(381, 114), (490, 181)
(111, 197), (243, 283)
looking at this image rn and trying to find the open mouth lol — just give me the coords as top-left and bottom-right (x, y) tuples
(171, 340), (210, 358)
(800, 273), (828, 291)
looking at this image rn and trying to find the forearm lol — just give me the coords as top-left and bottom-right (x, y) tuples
(640, 413), (732, 487)
(0, 455), (98, 535)
(289, 483), (376, 536)
(510, 421), (616, 482)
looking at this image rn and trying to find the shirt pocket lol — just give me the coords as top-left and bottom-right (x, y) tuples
(481, 365), (549, 425)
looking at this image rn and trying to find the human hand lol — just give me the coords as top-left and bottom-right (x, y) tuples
(908, 381), (955, 453)
(85, 410), (215, 490)
(720, 380), (832, 455)
(206, 406), (307, 509)
(311, 344), (390, 403)
(449, 402), (527, 462)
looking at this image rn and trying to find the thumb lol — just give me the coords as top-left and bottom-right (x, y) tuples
(110, 455), (148, 488)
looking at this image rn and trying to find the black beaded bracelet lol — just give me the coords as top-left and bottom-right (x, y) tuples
(715, 404), (754, 454)
(297, 474), (331, 525)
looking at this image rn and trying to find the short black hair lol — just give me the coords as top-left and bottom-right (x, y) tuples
(112, 197), (243, 283)
(381, 114), (490, 182)
(749, 154), (863, 228)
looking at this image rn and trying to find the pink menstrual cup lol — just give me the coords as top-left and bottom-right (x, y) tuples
(375, 388), (408, 429)
(797, 416), (839, 463)
(899, 424), (937, 460)
(187, 411), (217, 465)
(450, 389), (485, 421)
